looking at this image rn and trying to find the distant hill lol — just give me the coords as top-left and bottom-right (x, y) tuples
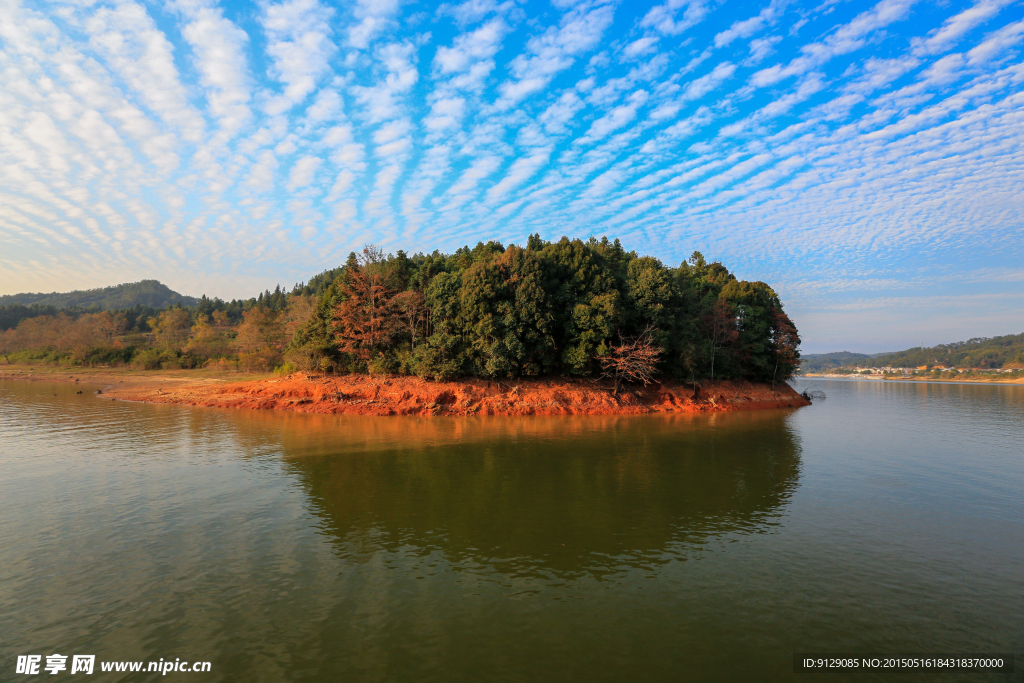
(868, 333), (1024, 369)
(803, 333), (1024, 371)
(799, 351), (877, 372)
(0, 280), (200, 311)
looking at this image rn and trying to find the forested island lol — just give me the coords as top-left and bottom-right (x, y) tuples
(1, 236), (801, 390)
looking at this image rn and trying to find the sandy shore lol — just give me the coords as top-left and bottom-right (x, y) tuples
(0, 364), (809, 416)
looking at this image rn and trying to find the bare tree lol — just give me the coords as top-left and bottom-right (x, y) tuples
(598, 325), (663, 396)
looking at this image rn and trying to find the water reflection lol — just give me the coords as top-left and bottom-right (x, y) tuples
(263, 411), (803, 578)
(0, 380), (801, 582)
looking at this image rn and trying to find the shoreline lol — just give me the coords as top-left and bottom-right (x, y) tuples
(799, 373), (1024, 385)
(0, 364), (809, 416)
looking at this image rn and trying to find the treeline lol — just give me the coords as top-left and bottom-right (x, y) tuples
(1, 236), (802, 384)
(0, 298), (313, 372)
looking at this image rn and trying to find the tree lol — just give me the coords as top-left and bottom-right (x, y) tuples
(459, 260), (514, 377)
(721, 280), (784, 382)
(496, 246), (557, 376)
(770, 306), (801, 387)
(545, 238), (621, 375)
(186, 315), (232, 358)
(235, 307), (286, 353)
(392, 290), (426, 350)
(333, 245), (399, 373)
(148, 308), (192, 350)
(598, 325), (663, 396)
(701, 298), (737, 380)
(419, 271), (464, 380)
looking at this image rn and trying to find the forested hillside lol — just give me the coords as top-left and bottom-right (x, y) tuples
(0, 237), (801, 385)
(803, 334), (1024, 373)
(868, 334), (1024, 369)
(799, 351), (874, 372)
(0, 280), (198, 311)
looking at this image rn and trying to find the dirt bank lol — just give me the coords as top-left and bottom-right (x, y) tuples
(1, 365), (808, 415)
(111, 374), (807, 416)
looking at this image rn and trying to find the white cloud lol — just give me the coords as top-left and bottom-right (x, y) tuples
(425, 96), (466, 131)
(751, 0), (917, 88)
(435, 19), (507, 75)
(288, 155), (321, 189)
(85, 3), (205, 141)
(262, 0), (336, 112)
(714, 0), (787, 48)
(746, 35), (782, 66)
(911, 0), (1015, 56)
(682, 61), (737, 101)
(352, 41), (419, 122)
(175, 2), (253, 137)
(485, 148), (552, 203)
(640, 0), (710, 37)
(623, 36), (659, 58)
(348, 0), (400, 49)
(578, 90), (649, 143)
(497, 0), (616, 105)
(967, 18), (1024, 65)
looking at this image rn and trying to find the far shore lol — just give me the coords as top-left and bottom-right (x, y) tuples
(799, 373), (1024, 385)
(0, 364), (809, 416)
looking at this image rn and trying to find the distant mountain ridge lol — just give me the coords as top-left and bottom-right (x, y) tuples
(0, 280), (199, 310)
(802, 333), (1024, 371)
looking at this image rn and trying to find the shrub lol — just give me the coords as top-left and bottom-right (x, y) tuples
(369, 352), (399, 375)
(204, 357), (239, 372)
(131, 348), (168, 370)
(79, 345), (137, 367)
(239, 347), (283, 373)
(273, 361), (298, 376)
(130, 348), (198, 370)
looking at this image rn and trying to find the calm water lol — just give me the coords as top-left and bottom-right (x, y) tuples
(1, 378), (1022, 682)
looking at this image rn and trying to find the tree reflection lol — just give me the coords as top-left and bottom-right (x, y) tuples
(271, 411), (802, 579)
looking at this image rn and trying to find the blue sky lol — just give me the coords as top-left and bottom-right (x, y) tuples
(1, 0), (1022, 352)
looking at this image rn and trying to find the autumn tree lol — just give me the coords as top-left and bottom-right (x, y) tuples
(186, 314), (233, 358)
(148, 308), (192, 350)
(235, 307), (286, 352)
(333, 245), (399, 373)
(94, 311), (127, 344)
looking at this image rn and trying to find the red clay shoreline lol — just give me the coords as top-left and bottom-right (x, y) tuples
(1, 366), (809, 415)
(121, 374), (808, 416)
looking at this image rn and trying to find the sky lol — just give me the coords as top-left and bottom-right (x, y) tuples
(1, 0), (1023, 352)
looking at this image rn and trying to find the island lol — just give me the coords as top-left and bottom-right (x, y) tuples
(2, 236), (808, 414)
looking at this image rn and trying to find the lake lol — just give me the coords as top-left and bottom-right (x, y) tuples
(1, 378), (1021, 681)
